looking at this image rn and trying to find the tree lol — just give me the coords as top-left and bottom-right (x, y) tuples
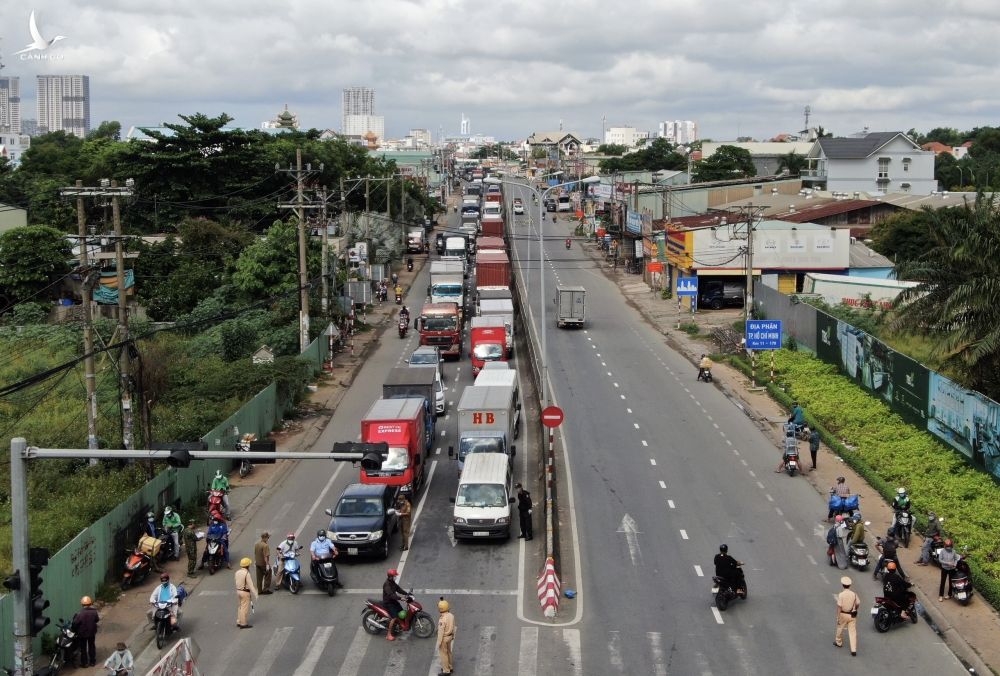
(0, 225), (73, 310)
(892, 194), (1000, 398)
(776, 151), (807, 176)
(692, 145), (756, 183)
(596, 144), (627, 156)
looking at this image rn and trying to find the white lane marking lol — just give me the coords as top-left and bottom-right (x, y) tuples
(248, 627), (293, 676)
(650, 459), (657, 466)
(711, 607), (725, 624)
(775, 507), (784, 516)
(633, 423), (640, 429)
(807, 554), (818, 566)
(756, 481), (765, 489)
(291, 625), (334, 676)
(294, 460), (347, 537)
(397, 459), (438, 580)
(518, 627), (539, 676)
(383, 644), (407, 676)
(694, 565), (704, 577)
(474, 626), (496, 676)
(680, 529), (689, 539)
(795, 537), (805, 547)
(562, 629), (583, 676)
(608, 630), (624, 673)
(667, 500), (675, 508)
(649, 632), (667, 676)
(784, 521), (794, 531)
(658, 480), (666, 489)
(642, 440), (649, 447)
(338, 626), (371, 676)
(765, 494), (774, 502)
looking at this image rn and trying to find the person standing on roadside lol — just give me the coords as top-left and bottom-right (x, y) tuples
(235, 557), (257, 628)
(809, 428), (820, 470)
(437, 597), (456, 676)
(183, 518), (199, 577)
(72, 595), (100, 668)
(254, 531), (272, 593)
(516, 483), (533, 540)
(833, 576), (859, 656)
(397, 496), (413, 551)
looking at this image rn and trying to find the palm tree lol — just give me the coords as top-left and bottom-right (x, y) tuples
(892, 193), (1000, 396)
(776, 151), (807, 176)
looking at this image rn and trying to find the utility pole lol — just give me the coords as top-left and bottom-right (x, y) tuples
(111, 180), (133, 449)
(74, 180), (99, 452)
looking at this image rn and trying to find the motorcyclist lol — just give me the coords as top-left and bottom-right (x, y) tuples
(211, 469), (231, 514)
(309, 529), (343, 588)
(274, 532), (299, 588)
(915, 511), (942, 566)
(383, 568), (407, 641)
(882, 561), (911, 617)
(161, 507), (183, 561)
(787, 401), (806, 431)
(713, 544), (745, 594)
(147, 573), (179, 627)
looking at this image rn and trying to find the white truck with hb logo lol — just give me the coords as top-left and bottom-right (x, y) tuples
(450, 385), (520, 473)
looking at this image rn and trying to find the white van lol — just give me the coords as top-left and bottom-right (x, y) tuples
(449, 453), (514, 540)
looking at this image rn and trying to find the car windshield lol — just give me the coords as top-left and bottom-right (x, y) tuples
(410, 352), (437, 365)
(459, 436), (505, 459)
(335, 496), (384, 517)
(456, 483), (506, 508)
(421, 316), (457, 331)
(473, 343), (504, 360)
(433, 284), (463, 297)
(380, 446), (409, 472)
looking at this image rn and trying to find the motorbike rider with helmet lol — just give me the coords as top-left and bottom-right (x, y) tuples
(713, 544), (745, 594)
(309, 529), (343, 588)
(882, 561), (911, 618)
(274, 532), (299, 588)
(147, 574), (180, 626)
(383, 569), (407, 641)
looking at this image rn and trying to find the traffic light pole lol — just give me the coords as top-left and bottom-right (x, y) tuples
(7, 438), (386, 676)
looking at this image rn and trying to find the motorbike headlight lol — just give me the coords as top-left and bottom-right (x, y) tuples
(368, 530), (384, 542)
(454, 517), (466, 525)
(497, 517), (509, 525)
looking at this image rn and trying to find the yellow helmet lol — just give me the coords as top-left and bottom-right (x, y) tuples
(437, 599), (450, 612)
(81, 596), (93, 606)
(240, 557), (252, 568)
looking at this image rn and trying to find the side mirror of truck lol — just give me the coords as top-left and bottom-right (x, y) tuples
(324, 508), (333, 517)
(448, 445), (454, 458)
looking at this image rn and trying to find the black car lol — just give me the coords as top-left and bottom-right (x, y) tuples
(324, 483), (399, 560)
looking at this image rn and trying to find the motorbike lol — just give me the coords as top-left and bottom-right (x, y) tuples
(711, 566), (747, 611)
(42, 618), (78, 670)
(310, 557), (340, 596)
(207, 489), (229, 523)
(950, 555), (974, 605)
(889, 509), (912, 547)
(849, 541), (870, 570)
(565, 238), (571, 249)
(361, 592), (436, 638)
(398, 318), (409, 339)
(203, 535), (225, 574)
(871, 592), (918, 632)
(278, 548), (303, 594)
(697, 367), (713, 383)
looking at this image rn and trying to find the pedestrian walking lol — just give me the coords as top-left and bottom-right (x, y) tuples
(437, 597), (456, 676)
(71, 595), (100, 667)
(254, 531), (273, 593)
(516, 483), (533, 540)
(809, 427), (820, 470)
(397, 496), (412, 551)
(183, 518), (199, 577)
(833, 576), (859, 656)
(235, 557), (258, 628)
(103, 641), (134, 676)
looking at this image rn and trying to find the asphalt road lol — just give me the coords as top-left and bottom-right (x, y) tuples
(505, 178), (965, 674)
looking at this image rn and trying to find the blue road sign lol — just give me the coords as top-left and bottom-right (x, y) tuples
(745, 320), (783, 350)
(676, 276), (699, 297)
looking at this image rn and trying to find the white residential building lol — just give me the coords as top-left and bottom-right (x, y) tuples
(658, 120), (698, 145)
(37, 75), (91, 138)
(604, 126), (643, 147)
(803, 131), (936, 195)
(0, 76), (21, 133)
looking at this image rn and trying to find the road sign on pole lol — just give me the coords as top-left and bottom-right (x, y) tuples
(745, 320), (782, 350)
(541, 405), (564, 428)
(676, 276), (698, 297)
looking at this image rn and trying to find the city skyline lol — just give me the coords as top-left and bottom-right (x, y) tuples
(0, 2), (998, 141)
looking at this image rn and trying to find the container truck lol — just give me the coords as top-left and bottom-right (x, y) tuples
(450, 385), (520, 472)
(360, 397), (430, 497)
(416, 302), (462, 359)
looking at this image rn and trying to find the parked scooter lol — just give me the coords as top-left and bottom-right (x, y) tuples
(711, 565), (748, 611)
(872, 592), (918, 632)
(278, 548), (304, 593)
(361, 591), (436, 638)
(889, 508), (913, 547)
(697, 367), (713, 383)
(310, 556), (340, 596)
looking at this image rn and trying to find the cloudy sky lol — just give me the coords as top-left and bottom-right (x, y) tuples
(2, 0), (998, 142)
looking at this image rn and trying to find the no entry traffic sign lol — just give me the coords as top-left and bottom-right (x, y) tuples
(541, 405), (564, 428)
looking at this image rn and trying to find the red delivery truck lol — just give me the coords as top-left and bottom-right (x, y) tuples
(360, 397), (430, 497)
(475, 250), (511, 291)
(469, 326), (508, 375)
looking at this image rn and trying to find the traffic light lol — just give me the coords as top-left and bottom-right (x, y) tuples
(28, 547), (50, 636)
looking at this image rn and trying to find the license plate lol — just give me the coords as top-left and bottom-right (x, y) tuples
(870, 606), (879, 616)
(473, 531), (489, 537)
(347, 547), (358, 555)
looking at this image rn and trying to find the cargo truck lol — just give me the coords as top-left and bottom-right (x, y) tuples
(469, 326), (507, 375)
(555, 285), (586, 328)
(360, 397), (430, 497)
(383, 367), (442, 422)
(416, 302), (462, 359)
(450, 385), (520, 472)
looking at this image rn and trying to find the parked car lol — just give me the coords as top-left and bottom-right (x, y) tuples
(324, 483), (399, 560)
(513, 198), (524, 215)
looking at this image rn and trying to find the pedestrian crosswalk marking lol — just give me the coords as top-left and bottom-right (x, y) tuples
(562, 628), (583, 676)
(292, 625), (334, 676)
(518, 626), (538, 676)
(337, 626), (370, 676)
(248, 626), (292, 676)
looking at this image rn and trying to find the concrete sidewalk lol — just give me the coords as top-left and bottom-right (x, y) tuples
(61, 253), (431, 673)
(569, 220), (999, 675)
